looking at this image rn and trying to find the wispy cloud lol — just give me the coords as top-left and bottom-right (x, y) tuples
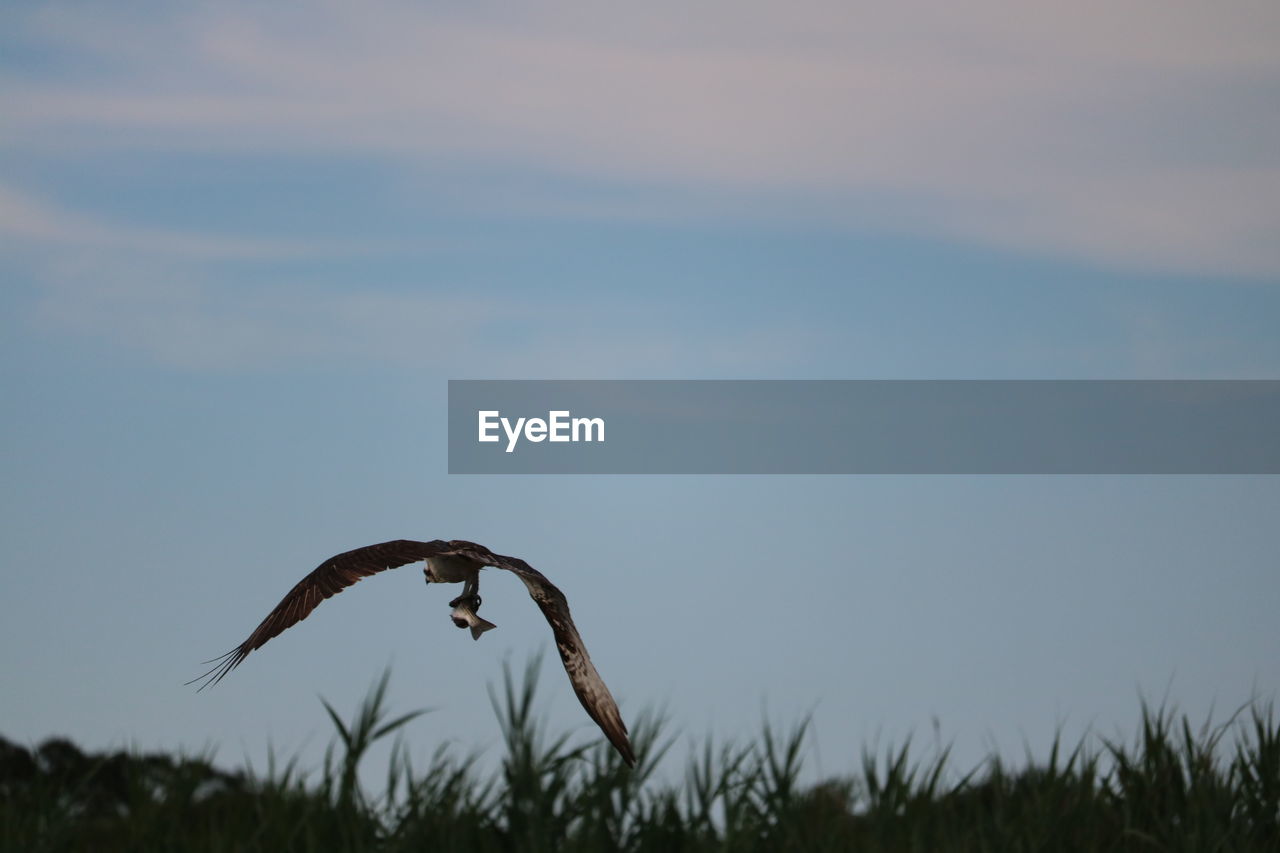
(4, 0), (1278, 276)
(0, 183), (365, 259)
(27, 253), (816, 375)
(30, 267), (503, 371)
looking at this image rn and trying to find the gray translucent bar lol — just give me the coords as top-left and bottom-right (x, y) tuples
(447, 380), (1280, 474)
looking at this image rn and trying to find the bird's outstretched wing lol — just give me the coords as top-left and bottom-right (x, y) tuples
(449, 542), (637, 768)
(189, 539), (450, 690)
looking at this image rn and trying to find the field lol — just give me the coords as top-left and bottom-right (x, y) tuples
(3, 661), (1277, 852)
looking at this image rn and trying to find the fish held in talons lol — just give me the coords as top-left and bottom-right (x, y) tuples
(450, 595), (497, 641)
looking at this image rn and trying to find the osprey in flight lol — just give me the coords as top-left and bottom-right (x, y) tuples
(192, 539), (635, 767)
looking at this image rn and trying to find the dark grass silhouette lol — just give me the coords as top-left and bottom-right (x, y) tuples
(2, 660), (1277, 851)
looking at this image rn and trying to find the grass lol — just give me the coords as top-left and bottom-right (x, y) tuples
(2, 659), (1277, 851)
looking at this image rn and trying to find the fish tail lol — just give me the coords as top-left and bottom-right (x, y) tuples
(470, 616), (497, 641)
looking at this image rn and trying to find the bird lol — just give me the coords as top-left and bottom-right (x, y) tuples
(190, 539), (635, 767)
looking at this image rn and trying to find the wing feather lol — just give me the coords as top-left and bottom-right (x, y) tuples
(189, 539), (449, 690)
(454, 544), (637, 767)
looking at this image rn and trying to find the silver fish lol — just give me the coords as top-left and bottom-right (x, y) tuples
(450, 596), (497, 641)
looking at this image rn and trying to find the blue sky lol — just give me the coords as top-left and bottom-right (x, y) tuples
(2, 1), (1278, 785)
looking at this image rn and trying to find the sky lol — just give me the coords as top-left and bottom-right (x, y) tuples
(2, 0), (1279, 788)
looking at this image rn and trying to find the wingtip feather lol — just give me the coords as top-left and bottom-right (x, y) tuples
(186, 647), (246, 692)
